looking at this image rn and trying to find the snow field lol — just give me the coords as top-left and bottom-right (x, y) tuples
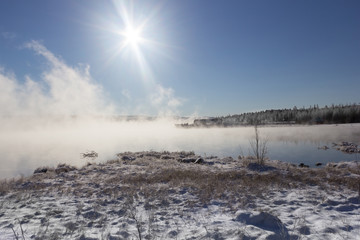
(0, 151), (359, 239)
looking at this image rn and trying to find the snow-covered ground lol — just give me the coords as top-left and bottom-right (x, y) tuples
(0, 151), (359, 239)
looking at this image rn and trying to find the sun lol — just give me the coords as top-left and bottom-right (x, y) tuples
(122, 25), (143, 47)
(101, 1), (170, 81)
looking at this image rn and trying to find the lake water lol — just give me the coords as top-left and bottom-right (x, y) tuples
(0, 119), (359, 179)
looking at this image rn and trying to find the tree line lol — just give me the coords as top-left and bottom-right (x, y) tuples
(182, 104), (360, 127)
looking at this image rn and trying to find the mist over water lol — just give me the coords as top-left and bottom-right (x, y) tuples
(1, 42), (359, 179)
(1, 119), (359, 178)
(0, 117), (250, 178)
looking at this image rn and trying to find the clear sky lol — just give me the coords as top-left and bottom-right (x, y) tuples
(0, 0), (359, 117)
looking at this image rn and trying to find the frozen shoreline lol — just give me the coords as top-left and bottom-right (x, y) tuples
(1, 151), (359, 239)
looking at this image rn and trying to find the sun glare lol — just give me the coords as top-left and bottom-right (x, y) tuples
(123, 25), (143, 46)
(102, 1), (170, 83)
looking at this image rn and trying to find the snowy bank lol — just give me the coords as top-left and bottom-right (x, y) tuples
(0, 151), (359, 239)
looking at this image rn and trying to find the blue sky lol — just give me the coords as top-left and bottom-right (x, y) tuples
(0, 0), (359, 117)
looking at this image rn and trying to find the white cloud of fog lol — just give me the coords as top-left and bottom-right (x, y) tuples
(150, 84), (184, 116)
(8, 40), (115, 117)
(0, 39), (187, 121)
(0, 43), (111, 118)
(0, 40), (184, 118)
(0, 41), (187, 178)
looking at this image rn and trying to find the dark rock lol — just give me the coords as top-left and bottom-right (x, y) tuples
(298, 163), (309, 168)
(315, 162), (322, 166)
(247, 163), (276, 172)
(318, 146), (329, 150)
(326, 162), (338, 168)
(145, 151), (162, 158)
(55, 164), (76, 174)
(121, 156), (136, 161)
(222, 156), (234, 162)
(195, 158), (204, 164)
(178, 157), (205, 164)
(34, 167), (48, 174)
(178, 158), (197, 163)
(204, 161), (215, 166)
(55, 167), (69, 174)
(333, 142), (360, 154)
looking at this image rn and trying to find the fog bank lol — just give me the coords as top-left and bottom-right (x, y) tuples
(1, 118), (359, 178)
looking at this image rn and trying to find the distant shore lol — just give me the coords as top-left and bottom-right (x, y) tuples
(177, 104), (360, 128)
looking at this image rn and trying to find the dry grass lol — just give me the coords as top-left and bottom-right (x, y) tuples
(118, 162), (360, 204)
(0, 177), (25, 196)
(0, 179), (12, 196)
(1, 152), (359, 205)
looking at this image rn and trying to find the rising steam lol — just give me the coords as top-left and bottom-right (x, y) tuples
(1, 41), (114, 118)
(0, 41), (187, 178)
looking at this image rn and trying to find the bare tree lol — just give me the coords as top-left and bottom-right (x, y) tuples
(249, 124), (268, 165)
